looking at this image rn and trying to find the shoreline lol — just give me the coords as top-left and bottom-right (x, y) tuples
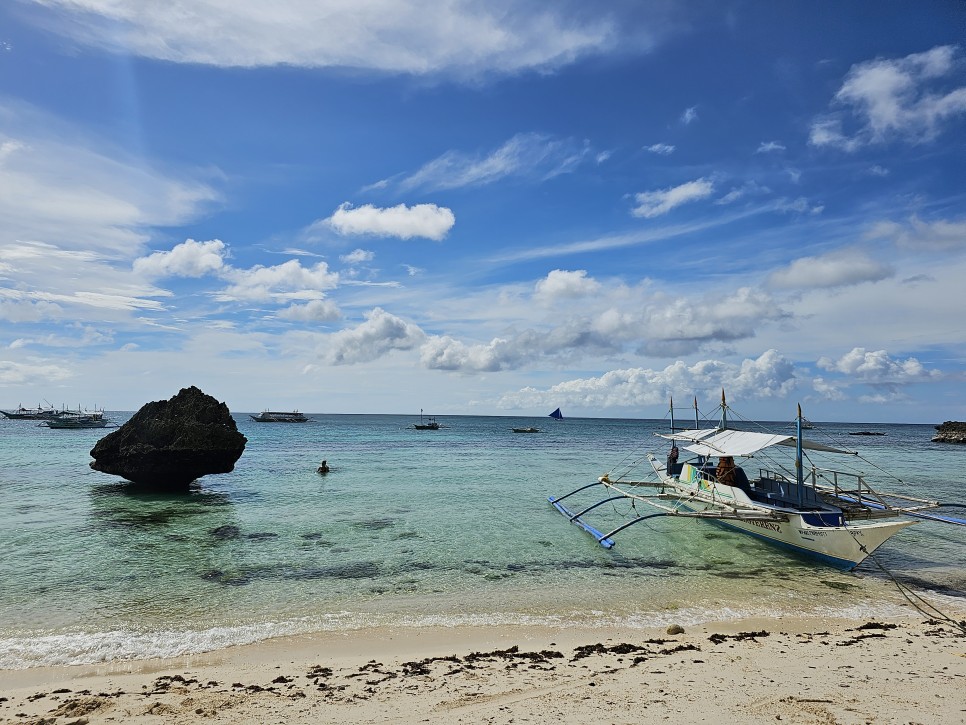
(3, 615), (964, 724)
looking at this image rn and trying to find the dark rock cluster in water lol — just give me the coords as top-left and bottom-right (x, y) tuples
(89, 386), (247, 488)
(932, 421), (966, 444)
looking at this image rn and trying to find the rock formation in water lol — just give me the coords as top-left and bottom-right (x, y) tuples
(931, 421), (966, 444)
(90, 386), (247, 487)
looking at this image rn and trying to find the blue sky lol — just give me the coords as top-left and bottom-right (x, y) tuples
(1, 1), (965, 422)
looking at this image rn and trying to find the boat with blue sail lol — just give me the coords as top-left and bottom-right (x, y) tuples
(548, 407), (563, 421)
(550, 392), (966, 570)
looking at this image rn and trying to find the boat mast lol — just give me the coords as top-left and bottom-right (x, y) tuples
(694, 396), (699, 429)
(719, 389), (728, 430)
(669, 395), (674, 432)
(796, 403), (805, 507)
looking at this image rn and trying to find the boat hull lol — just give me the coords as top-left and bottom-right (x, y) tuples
(672, 495), (917, 570)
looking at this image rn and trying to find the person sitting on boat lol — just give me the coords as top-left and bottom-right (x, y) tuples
(715, 456), (736, 486)
(317, 460), (329, 474)
(666, 445), (679, 476)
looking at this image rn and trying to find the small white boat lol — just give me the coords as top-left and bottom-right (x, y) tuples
(550, 392), (966, 570)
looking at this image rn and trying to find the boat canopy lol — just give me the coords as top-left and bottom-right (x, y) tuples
(660, 429), (855, 457)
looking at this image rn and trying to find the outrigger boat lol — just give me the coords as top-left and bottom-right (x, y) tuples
(550, 392), (966, 570)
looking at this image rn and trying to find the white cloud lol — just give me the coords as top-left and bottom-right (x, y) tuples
(277, 299), (341, 322)
(533, 269), (600, 303)
(866, 216), (966, 252)
(680, 106), (698, 124)
(497, 350), (797, 410)
(324, 307), (426, 364)
(325, 202), (454, 241)
(766, 249), (893, 290)
(133, 238), (227, 278)
(397, 133), (592, 191)
(631, 178), (713, 218)
(340, 248), (375, 264)
(25, 1), (629, 77)
(219, 260), (339, 302)
(0, 359), (73, 385)
(816, 348), (940, 383)
(810, 45), (966, 150)
(420, 335), (520, 372)
(755, 141), (785, 154)
(645, 143), (675, 155)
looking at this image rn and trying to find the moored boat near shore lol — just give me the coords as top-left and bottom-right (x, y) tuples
(550, 392), (966, 570)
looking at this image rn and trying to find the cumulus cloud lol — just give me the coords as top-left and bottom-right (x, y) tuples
(765, 249), (893, 290)
(397, 133), (592, 192)
(324, 307), (425, 364)
(419, 284), (784, 374)
(219, 260), (339, 302)
(809, 45), (966, 150)
(497, 350), (797, 410)
(24, 1), (631, 77)
(631, 178), (713, 218)
(533, 269), (600, 303)
(816, 348), (940, 383)
(277, 299), (341, 322)
(133, 238), (227, 277)
(325, 202), (454, 241)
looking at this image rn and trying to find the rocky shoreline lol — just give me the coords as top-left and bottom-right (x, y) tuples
(932, 421), (966, 444)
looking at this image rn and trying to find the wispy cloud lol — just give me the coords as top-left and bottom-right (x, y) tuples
(645, 143), (675, 155)
(21, 1), (631, 77)
(810, 45), (966, 150)
(396, 133), (593, 192)
(631, 178), (713, 218)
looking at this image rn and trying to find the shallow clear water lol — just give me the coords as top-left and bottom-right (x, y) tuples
(2, 412), (964, 668)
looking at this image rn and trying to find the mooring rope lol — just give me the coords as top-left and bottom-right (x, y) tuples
(850, 532), (966, 636)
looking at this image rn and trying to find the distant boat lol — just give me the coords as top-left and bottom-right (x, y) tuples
(548, 408), (563, 421)
(512, 427), (540, 433)
(250, 410), (309, 423)
(413, 409), (440, 430)
(1, 402), (60, 420)
(40, 408), (114, 429)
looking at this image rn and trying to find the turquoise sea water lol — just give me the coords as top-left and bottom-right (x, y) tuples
(2, 412), (965, 669)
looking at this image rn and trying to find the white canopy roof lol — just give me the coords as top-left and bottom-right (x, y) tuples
(659, 428), (855, 457)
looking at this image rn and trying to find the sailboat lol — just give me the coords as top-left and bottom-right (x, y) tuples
(548, 407), (563, 421)
(549, 391), (966, 570)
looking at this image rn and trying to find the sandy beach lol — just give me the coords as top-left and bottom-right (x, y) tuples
(2, 616), (964, 724)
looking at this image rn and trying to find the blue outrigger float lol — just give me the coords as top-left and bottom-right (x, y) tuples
(550, 392), (966, 570)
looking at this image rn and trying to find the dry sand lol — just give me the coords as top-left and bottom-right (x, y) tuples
(2, 616), (964, 724)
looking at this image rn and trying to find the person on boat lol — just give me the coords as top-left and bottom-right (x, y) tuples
(715, 456), (736, 486)
(317, 460), (329, 474)
(666, 445), (679, 476)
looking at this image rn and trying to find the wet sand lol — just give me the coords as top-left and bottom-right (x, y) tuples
(2, 616), (964, 724)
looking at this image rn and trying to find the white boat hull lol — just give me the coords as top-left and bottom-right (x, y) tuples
(670, 493), (917, 569)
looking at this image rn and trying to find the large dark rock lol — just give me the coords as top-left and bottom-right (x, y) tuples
(90, 386), (247, 487)
(932, 421), (966, 444)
